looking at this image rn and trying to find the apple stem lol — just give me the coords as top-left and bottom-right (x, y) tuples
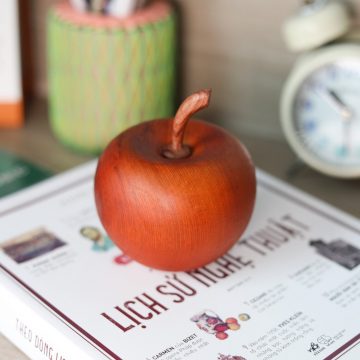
(162, 89), (212, 159)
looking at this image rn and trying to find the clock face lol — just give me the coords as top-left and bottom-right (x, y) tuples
(294, 60), (360, 169)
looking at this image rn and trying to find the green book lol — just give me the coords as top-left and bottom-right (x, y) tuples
(0, 150), (51, 197)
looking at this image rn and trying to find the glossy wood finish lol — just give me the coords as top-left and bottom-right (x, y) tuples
(163, 89), (211, 159)
(94, 92), (256, 271)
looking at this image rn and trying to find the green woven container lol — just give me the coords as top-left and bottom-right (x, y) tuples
(47, 1), (176, 154)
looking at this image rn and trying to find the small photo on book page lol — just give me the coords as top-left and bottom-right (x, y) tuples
(0, 228), (66, 264)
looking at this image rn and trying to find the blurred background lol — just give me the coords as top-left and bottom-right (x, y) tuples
(1, 0), (360, 192)
(1, 0), (359, 212)
(16, 1), (360, 138)
(17, 0), (317, 138)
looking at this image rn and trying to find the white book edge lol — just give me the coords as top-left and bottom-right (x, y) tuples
(0, 270), (107, 360)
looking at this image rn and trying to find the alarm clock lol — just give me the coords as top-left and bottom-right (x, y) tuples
(280, 0), (360, 178)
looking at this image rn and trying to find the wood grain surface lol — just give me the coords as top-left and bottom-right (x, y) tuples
(94, 112), (256, 270)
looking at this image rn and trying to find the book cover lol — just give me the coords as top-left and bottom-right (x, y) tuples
(0, 150), (51, 198)
(0, 161), (359, 360)
(0, 0), (23, 127)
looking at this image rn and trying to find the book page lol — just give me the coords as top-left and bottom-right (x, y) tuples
(0, 161), (359, 360)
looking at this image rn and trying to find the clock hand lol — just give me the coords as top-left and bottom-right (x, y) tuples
(327, 89), (353, 119)
(342, 117), (352, 156)
(316, 88), (354, 156)
(329, 89), (356, 155)
(317, 88), (353, 119)
(326, 89), (354, 155)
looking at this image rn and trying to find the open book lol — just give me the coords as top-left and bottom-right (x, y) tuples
(0, 160), (359, 360)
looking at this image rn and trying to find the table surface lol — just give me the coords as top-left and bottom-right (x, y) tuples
(0, 100), (359, 359)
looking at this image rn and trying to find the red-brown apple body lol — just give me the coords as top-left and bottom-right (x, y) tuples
(94, 90), (256, 271)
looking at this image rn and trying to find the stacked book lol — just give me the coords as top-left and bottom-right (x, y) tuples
(0, 160), (359, 359)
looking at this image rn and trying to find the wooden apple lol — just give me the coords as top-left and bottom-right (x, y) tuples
(94, 89), (256, 271)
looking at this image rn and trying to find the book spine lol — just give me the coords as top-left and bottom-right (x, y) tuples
(0, 0), (23, 127)
(0, 276), (95, 360)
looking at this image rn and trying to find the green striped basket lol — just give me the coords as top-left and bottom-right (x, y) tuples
(47, 2), (176, 154)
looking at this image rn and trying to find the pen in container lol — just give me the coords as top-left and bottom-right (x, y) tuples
(68, 0), (147, 16)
